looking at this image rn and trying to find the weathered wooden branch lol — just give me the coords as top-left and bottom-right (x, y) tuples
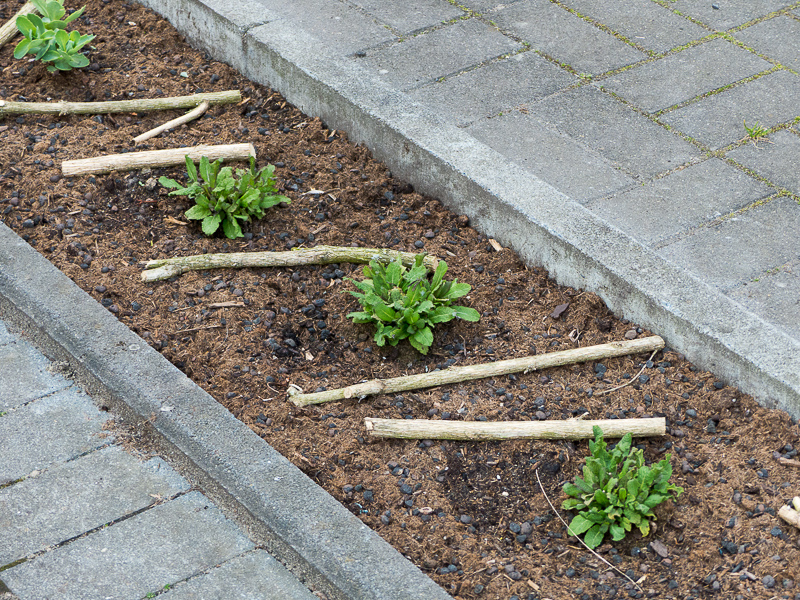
(288, 336), (665, 406)
(778, 456), (800, 468)
(364, 417), (666, 441)
(134, 101), (209, 144)
(141, 246), (439, 282)
(62, 143), (255, 176)
(0, 1), (35, 50)
(0, 90), (240, 117)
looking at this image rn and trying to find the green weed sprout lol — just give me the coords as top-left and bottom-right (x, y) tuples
(743, 119), (769, 140)
(14, 0), (94, 72)
(562, 426), (683, 549)
(159, 156), (290, 239)
(346, 254), (480, 354)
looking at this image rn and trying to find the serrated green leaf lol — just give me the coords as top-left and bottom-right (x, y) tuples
(16, 16), (36, 39)
(609, 523), (626, 541)
(451, 306), (480, 322)
(185, 205), (211, 220)
(593, 489), (610, 507)
(201, 214), (221, 235)
(411, 326), (433, 350)
(385, 261), (402, 286)
(562, 482), (583, 498)
(67, 53), (88, 68)
(198, 155), (211, 182)
(583, 524), (607, 549)
(567, 514), (593, 536)
(13, 38), (33, 59)
(561, 498), (582, 510)
(222, 216), (243, 239)
(430, 260), (447, 289)
(445, 281), (471, 299)
(63, 5), (86, 24)
(573, 476), (594, 495)
(428, 306), (457, 324)
(373, 302), (397, 323)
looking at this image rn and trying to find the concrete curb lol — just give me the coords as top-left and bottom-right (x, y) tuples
(135, 0), (800, 415)
(0, 221), (454, 600)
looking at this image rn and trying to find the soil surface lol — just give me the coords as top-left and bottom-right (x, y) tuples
(2, 1), (800, 599)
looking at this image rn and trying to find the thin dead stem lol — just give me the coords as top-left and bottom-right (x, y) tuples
(597, 349), (658, 396)
(534, 468), (642, 593)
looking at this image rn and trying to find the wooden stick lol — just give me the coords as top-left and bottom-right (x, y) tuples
(365, 417), (665, 441)
(141, 246), (439, 282)
(0, 91), (241, 117)
(134, 101), (209, 144)
(777, 456), (800, 468)
(288, 336), (665, 406)
(779, 505), (800, 529)
(62, 143), (255, 177)
(0, 1), (35, 50)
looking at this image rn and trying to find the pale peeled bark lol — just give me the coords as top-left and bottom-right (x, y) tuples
(0, 90), (241, 117)
(288, 336), (665, 406)
(779, 505), (800, 529)
(364, 417), (666, 441)
(141, 246), (439, 282)
(62, 143), (255, 176)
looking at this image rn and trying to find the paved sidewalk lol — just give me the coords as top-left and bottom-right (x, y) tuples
(139, 0), (800, 413)
(0, 317), (318, 600)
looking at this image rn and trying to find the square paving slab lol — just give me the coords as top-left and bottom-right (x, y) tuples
(733, 15), (800, 71)
(361, 19), (520, 89)
(659, 196), (800, 291)
(587, 158), (774, 246)
(468, 111), (635, 202)
(728, 129), (800, 196)
(659, 70), (800, 150)
(409, 51), (578, 126)
(0, 388), (112, 483)
(345, 0), (464, 34)
(600, 37), (771, 113)
(0, 340), (70, 410)
(2, 491), (254, 600)
(558, 0), (708, 53)
(671, 0), (793, 31)
(530, 85), (700, 177)
(491, 0), (646, 75)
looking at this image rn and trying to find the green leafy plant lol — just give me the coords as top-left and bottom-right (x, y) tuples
(14, 0), (94, 73)
(562, 426), (683, 549)
(743, 119), (769, 140)
(159, 156), (290, 239)
(346, 255), (480, 354)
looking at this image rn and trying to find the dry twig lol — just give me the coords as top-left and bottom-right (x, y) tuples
(134, 101), (209, 143)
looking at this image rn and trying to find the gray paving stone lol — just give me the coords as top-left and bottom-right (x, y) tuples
(728, 260), (800, 340)
(346, 0), (464, 34)
(660, 196), (800, 291)
(468, 111), (634, 202)
(361, 19), (520, 89)
(559, 0), (708, 52)
(0, 340), (70, 410)
(671, 0), (791, 31)
(728, 129), (800, 195)
(251, 0), (395, 56)
(0, 388), (112, 483)
(587, 158), (774, 245)
(734, 15), (800, 71)
(601, 37), (771, 113)
(0, 320), (12, 345)
(409, 51), (578, 125)
(162, 550), (316, 600)
(530, 85), (700, 177)
(2, 491), (254, 600)
(659, 70), (800, 150)
(0, 446), (190, 566)
(456, 0), (510, 12)
(492, 0), (647, 75)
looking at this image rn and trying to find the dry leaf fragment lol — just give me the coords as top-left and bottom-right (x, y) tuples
(488, 238), (503, 252)
(550, 303), (569, 319)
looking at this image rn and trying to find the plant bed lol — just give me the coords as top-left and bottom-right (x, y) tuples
(1, 1), (800, 598)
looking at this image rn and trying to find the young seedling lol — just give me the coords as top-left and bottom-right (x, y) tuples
(14, 0), (94, 72)
(346, 254), (480, 354)
(743, 119), (769, 141)
(562, 426), (683, 549)
(159, 155), (290, 239)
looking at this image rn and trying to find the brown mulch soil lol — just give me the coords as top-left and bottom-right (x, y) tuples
(2, 1), (800, 598)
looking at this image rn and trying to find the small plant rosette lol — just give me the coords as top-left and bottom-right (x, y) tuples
(346, 254), (480, 355)
(14, 0), (94, 73)
(158, 155), (290, 239)
(561, 425), (683, 549)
